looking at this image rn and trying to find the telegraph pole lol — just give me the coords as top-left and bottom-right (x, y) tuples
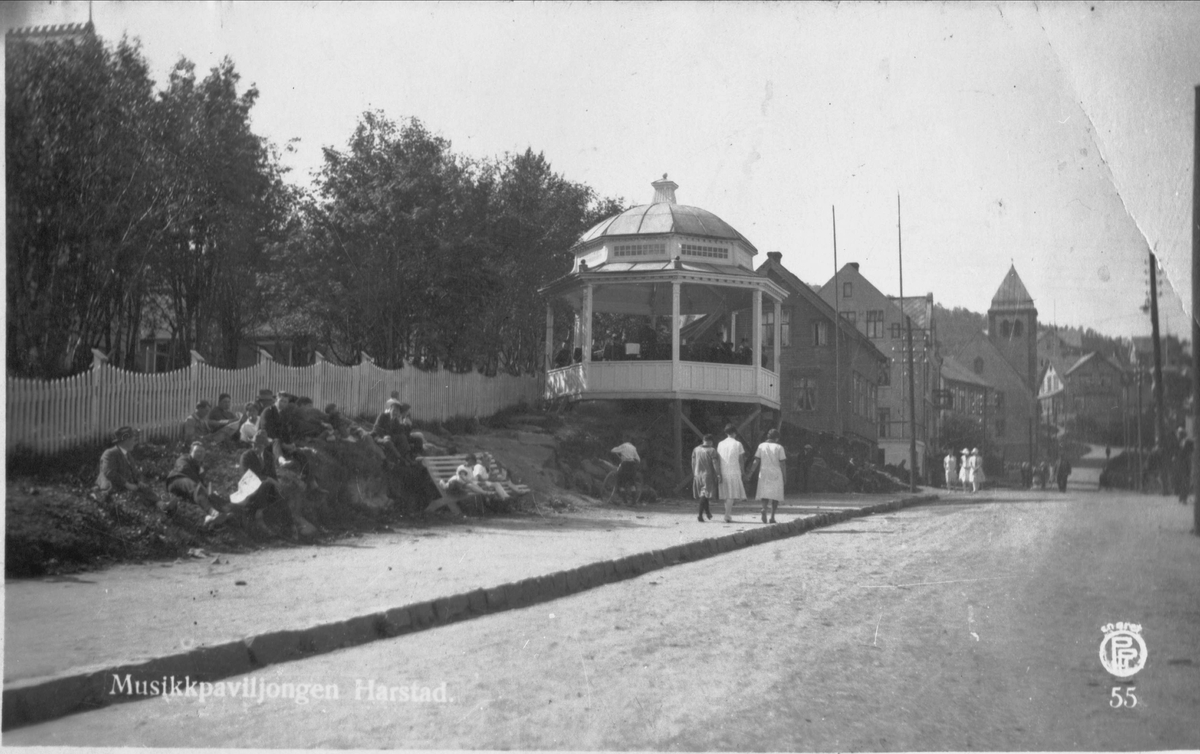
(833, 207), (842, 437)
(1149, 250), (1167, 448)
(1192, 84), (1199, 534)
(899, 194), (918, 491)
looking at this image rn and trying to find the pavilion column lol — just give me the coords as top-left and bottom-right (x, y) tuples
(545, 303), (554, 371)
(671, 281), (681, 391)
(582, 284), (593, 370)
(730, 311), (738, 343)
(752, 288), (763, 390)
(773, 298), (782, 373)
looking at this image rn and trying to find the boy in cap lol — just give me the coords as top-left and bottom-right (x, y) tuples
(95, 427), (173, 512)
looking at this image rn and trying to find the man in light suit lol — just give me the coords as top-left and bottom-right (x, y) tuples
(95, 426), (173, 512)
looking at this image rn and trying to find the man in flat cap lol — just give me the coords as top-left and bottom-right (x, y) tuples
(95, 426), (173, 512)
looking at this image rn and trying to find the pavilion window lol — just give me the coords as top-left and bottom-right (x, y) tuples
(611, 242), (666, 258)
(680, 242), (727, 260)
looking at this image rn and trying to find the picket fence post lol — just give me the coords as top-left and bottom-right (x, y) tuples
(90, 349), (109, 444)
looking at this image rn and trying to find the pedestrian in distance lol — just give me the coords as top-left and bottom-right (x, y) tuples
(747, 428), (786, 524)
(959, 448), (970, 493)
(1055, 457), (1072, 492)
(691, 434), (721, 522)
(943, 449), (957, 490)
(969, 448), (984, 493)
(717, 424), (747, 523)
(609, 436), (642, 505)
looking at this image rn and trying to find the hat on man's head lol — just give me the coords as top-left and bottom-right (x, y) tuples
(258, 388), (275, 400)
(277, 392), (297, 401)
(385, 398), (403, 410)
(113, 426), (138, 443)
(962, 448), (969, 454)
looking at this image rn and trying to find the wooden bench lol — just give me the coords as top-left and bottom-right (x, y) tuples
(419, 453), (530, 516)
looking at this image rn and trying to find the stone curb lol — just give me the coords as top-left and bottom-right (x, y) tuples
(2, 494), (937, 731)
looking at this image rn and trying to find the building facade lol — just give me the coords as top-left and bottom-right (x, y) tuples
(816, 263), (941, 478)
(756, 253), (889, 446)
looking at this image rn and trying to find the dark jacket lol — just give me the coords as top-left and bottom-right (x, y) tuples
(166, 455), (207, 486)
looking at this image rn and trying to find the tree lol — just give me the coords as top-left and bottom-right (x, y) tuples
(285, 112), (623, 373)
(6, 32), (162, 376)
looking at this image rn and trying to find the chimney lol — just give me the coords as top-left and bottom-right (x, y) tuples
(767, 251), (782, 263)
(848, 262), (860, 271)
(651, 174), (678, 204)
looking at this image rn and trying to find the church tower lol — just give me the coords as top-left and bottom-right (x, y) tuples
(987, 265), (1038, 391)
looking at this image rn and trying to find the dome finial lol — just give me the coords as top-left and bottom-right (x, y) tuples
(652, 174), (678, 204)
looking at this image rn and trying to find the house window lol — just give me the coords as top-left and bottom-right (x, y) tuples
(843, 282), (853, 298)
(890, 322), (902, 339)
(879, 358), (891, 386)
(781, 309), (791, 347)
(995, 391), (1005, 410)
(812, 321), (829, 346)
(866, 310), (884, 339)
(973, 357), (984, 375)
(763, 310), (775, 348)
(840, 311), (856, 325)
(793, 376), (817, 411)
(878, 408), (891, 438)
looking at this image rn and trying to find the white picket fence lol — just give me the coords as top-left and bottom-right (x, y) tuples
(6, 352), (543, 454)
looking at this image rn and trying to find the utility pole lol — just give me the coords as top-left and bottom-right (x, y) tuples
(899, 194), (918, 491)
(1149, 250), (1167, 449)
(833, 207), (842, 437)
(1192, 84), (1200, 534)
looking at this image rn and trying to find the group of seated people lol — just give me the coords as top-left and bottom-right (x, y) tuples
(94, 388), (463, 535)
(94, 422), (318, 537)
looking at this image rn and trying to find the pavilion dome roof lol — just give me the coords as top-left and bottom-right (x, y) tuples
(574, 176), (757, 253)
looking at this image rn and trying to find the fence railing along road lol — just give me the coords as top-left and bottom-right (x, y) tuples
(7, 351), (542, 454)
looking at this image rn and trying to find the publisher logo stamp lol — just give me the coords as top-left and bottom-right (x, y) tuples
(1099, 622), (1146, 678)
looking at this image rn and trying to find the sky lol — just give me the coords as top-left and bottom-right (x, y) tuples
(5, 1), (1200, 341)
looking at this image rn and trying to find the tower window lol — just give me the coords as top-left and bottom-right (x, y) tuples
(1000, 320), (1012, 338)
(1013, 320), (1024, 337)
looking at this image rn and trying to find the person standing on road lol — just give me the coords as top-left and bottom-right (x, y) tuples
(943, 449), (957, 491)
(691, 434), (721, 522)
(717, 424), (747, 523)
(1055, 456), (1072, 492)
(969, 448), (984, 493)
(1175, 431), (1193, 505)
(610, 437), (642, 505)
(747, 428), (786, 524)
(958, 448), (970, 492)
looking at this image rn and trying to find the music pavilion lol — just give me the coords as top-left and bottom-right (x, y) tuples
(539, 176), (789, 480)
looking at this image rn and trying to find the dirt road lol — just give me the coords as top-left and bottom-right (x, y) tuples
(8, 489), (1199, 750)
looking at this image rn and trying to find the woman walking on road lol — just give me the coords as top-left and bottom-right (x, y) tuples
(691, 434), (721, 522)
(969, 448), (985, 493)
(717, 425), (747, 523)
(748, 428), (787, 524)
(959, 448), (970, 492)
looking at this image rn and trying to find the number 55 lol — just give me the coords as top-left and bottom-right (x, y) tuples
(1110, 686), (1138, 708)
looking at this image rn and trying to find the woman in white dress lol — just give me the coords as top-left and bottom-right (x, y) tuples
(970, 448), (985, 492)
(959, 448), (970, 492)
(716, 425), (747, 523)
(748, 428), (787, 524)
